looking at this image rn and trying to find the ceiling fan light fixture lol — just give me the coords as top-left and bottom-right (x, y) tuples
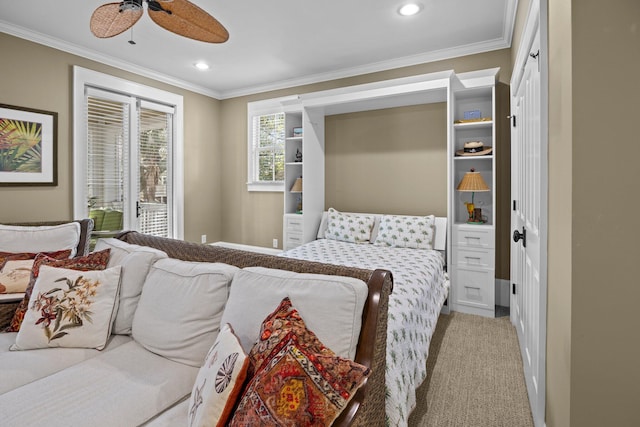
(398, 3), (422, 16)
(194, 61), (210, 70)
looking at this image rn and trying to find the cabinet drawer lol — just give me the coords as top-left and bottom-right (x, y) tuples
(453, 226), (494, 249)
(453, 247), (494, 269)
(286, 216), (304, 233)
(286, 232), (303, 247)
(452, 267), (494, 309)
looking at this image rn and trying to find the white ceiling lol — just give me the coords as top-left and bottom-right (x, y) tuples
(0, 0), (517, 99)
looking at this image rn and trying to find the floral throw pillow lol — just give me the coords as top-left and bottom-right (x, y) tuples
(188, 323), (250, 427)
(229, 297), (371, 427)
(374, 214), (436, 249)
(6, 249), (111, 332)
(10, 264), (122, 350)
(0, 250), (72, 294)
(325, 208), (375, 244)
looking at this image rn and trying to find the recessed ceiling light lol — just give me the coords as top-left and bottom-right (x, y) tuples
(194, 61), (210, 71)
(398, 3), (421, 16)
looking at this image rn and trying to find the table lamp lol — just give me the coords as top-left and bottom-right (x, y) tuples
(456, 168), (489, 223)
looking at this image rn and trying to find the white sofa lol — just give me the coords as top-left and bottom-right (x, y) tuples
(0, 227), (392, 427)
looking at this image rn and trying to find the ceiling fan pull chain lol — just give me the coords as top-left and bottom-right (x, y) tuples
(128, 27), (136, 45)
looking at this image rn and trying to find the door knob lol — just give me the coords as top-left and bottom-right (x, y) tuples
(513, 227), (526, 247)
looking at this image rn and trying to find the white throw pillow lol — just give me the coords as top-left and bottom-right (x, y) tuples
(324, 208), (376, 244)
(94, 238), (168, 335)
(374, 214), (436, 249)
(0, 259), (35, 293)
(219, 266), (368, 360)
(132, 259), (239, 367)
(11, 265), (122, 351)
(0, 223), (81, 257)
(188, 323), (249, 427)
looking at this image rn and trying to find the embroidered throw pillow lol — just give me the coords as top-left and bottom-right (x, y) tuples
(248, 297), (332, 375)
(188, 323), (250, 427)
(6, 249), (111, 332)
(10, 264), (122, 350)
(0, 250), (72, 294)
(229, 299), (370, 427)
(374, 214), (436, 249)
(324, 208), (375, 244)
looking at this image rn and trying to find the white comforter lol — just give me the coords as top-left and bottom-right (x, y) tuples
(281, 239), (450, 427)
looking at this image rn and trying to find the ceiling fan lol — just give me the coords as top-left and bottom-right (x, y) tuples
(90, 0), (229, 43)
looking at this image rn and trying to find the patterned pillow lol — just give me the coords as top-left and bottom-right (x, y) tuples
(248, 297), (332, 375)
(10, 264), (122, 350)
(229, 332), (370, 427)
(0, 250), (72, 294)
(6, 249), (111, 332)
(188, 323), (250, 427)
(325, 208), (375, 244)
(374, 214), (436, 249)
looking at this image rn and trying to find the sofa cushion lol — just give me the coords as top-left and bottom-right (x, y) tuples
(219, 267), (368, 359)
(0, 340), (198, 427)
(10, 265), (122, 351)
(6, 249), (112, 332)
(132, 259), (238, 367)
(188, 323), (249, 427)
(229, 298), (370, 427)
(94, 238), (168, 335)
(0, 332), (131, 395)
(0, 222), (81, 257)
(0, 250), (72, 294)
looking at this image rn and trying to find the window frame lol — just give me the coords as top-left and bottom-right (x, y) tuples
(246, 102), (287, 192)
(73, 66), (184, 239)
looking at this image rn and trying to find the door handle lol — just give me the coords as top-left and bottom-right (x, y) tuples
(513, 227), (526, 247)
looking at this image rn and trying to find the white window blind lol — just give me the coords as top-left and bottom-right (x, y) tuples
(86, 91), (130, 219)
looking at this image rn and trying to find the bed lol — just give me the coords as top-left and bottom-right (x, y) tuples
(280, 210), (450, 427)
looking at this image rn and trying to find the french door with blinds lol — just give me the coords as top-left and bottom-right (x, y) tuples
(80, 86), (175, 237)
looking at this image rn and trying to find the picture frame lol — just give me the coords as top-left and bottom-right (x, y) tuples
(0, 103), (58, 186)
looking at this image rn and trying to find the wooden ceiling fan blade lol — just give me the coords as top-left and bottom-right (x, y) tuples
(91, 3), (143, 38)
(147, 0), (229, 43)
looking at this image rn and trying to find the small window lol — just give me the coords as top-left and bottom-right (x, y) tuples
(248, 112), (285, 191)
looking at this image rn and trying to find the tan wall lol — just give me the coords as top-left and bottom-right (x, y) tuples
(0, 33), (222, 244)
(569, 1), (640, 426)
(220, 49), (513, 248)
(547, 0), (573, 425)
(324, 104), (447, 216)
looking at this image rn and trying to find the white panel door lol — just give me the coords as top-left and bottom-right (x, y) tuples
(511, 30), (545, 426)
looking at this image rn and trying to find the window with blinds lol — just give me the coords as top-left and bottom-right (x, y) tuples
(84, 88), (174, 238)
(249, 112), (285, 187)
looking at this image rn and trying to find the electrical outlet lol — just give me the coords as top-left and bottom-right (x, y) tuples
(201, 234), (207, 244)
(272, 238), (278, 248)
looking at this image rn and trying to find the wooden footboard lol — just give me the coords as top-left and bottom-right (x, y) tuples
(117, 231), (393, 426)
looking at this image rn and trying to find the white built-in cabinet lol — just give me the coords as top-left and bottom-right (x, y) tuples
(449, 80), (497, 318)
(282, 108), (324, 251)
(251, 68), (502, 316)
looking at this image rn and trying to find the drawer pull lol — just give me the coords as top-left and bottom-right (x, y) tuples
(464, 286), (481, 290)
(464, 256), (481, 260)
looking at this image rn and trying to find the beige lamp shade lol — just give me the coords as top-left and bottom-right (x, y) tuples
(456, 169), (489, 192)
(290, 177), (303, 192)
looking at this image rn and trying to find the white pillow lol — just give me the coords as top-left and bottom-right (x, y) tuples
(219, 266), (368, 360)
(324, 208), (376, 244)
(374, 214), (436, 249)
(11, 265), (122, 351)
(188, 323), (249, 427)
(94, 238), (168, 335)
(0, 259), (35, 293)
(317, 210), (382, 242)
(132, 259), (239, 367)
(0, 223), (81, 257)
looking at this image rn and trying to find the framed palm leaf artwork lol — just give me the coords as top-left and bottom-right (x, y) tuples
(0, 103), (57, 186)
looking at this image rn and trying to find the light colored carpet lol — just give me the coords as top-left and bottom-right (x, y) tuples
(408, 312), (534, 427)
